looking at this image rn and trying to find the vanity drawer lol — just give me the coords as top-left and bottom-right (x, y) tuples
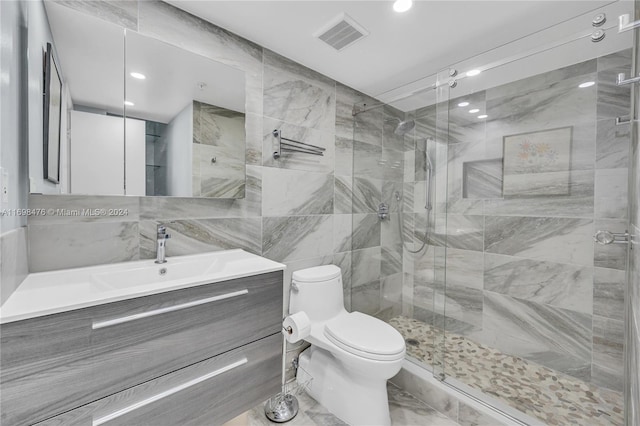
(1, 271), (283, 426)
(36, 333), (281, 426)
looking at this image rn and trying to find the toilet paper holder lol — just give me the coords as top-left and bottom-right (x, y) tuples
(283, 326), (293, 335)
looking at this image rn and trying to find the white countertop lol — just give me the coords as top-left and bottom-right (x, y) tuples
(1, 249), (285, 324)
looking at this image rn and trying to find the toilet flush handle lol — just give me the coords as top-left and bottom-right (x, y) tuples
(291, 282), (299, 292)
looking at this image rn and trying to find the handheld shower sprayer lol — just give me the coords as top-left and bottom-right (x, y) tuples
(425, 146), (433, 211)
(397, 137), (434, 254)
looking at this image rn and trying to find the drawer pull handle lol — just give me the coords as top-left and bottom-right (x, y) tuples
(92, 289), (249, 330)
(92, 357), (248, 425)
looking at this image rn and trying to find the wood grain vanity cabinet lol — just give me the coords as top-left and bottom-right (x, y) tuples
(0, 271), (283, 426)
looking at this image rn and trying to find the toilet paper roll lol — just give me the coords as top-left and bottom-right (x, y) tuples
(282, 311), (311, 343)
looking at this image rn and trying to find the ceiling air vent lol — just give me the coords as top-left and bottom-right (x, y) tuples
(314, 13), (369, 51)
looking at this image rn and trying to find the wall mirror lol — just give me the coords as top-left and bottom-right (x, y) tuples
(34, 1), (246, 198)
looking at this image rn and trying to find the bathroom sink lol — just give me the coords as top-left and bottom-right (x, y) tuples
(0, 249), (286, 324)
(91, 257), (216, 290)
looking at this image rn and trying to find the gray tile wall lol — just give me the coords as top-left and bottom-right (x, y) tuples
(404, 51), (632, 393)
(347, 100), (406, 320)
(28, 1), (375, 315)
(0, 227), (29, 305)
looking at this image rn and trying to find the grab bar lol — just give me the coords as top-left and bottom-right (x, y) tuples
(91, 289), (249, 329)
(273, 129), (325, 159)
(92, 358), (248, 425)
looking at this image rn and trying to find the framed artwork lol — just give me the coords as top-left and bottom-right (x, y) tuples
(43, 42), (62, 184)
(502, 126), (572, 197)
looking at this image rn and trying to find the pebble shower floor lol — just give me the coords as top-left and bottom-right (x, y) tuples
(388, 316), (623, 426)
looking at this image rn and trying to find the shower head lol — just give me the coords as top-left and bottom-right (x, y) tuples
(385, 117), (416, 135)
(395, 119), (415, 135)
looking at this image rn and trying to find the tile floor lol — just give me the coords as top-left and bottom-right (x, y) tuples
(389, 316), (624, 426)
(247, 383), (460, 426)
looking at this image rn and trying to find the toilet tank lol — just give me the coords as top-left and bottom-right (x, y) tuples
(289, 265), (345, 321)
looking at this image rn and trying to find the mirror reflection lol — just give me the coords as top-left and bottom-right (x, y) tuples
(125, 31), (246, 198)
(37, 2), (246, 198)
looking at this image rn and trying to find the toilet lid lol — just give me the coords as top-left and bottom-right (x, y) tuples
(292, 265), (341, 283)
(324, 312), (405, 361)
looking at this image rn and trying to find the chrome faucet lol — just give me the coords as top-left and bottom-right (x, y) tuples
(155, 224), (171, 264)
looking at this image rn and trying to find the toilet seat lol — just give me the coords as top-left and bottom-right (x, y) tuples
(324, 312), (405, 361)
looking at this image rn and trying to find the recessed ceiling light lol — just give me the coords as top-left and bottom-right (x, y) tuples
(458, 102), (470, 107)
(393, 0), (413, 13)
(466, 69), (481, 77)
(130, 72), (146, 80)
(124, 101), (134, 106)
(478, 114), (488, 119)
(469, 108), (480, 113)
(578, 81), (595, 88)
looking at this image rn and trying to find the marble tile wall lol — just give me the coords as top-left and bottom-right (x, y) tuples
(0, 227), (29, 305)
(26, 0), (379, 316)
(192, 101), (246, 199)
(348, 101), (408, 320)
(403, 50), (632, 393)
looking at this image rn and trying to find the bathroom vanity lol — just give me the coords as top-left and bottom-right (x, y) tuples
(0, 250), (284, 426)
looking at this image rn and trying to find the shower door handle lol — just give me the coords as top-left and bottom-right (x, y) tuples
(617, 72), (640, 86)
(594, 230), (629, 245)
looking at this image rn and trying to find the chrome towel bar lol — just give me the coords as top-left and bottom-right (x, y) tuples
(273, 129), (325, 159)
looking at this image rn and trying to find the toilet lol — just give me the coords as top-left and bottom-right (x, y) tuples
(289, 265), (406, 426)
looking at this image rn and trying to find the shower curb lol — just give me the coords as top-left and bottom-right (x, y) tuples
(390, 359), (544, 426)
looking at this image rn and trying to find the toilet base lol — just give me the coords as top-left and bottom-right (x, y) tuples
(296, 346), (392, 426)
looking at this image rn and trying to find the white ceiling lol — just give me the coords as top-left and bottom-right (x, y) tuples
(167, 0), (622, 102)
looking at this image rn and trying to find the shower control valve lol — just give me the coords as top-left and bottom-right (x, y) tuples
(377, 203), (389, 220)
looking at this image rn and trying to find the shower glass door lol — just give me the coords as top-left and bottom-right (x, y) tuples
(347, 72), (450, 377)
(432, 4), (633, 425)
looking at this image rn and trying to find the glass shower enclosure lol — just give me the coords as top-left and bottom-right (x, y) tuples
(349, 3), (635, 425)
